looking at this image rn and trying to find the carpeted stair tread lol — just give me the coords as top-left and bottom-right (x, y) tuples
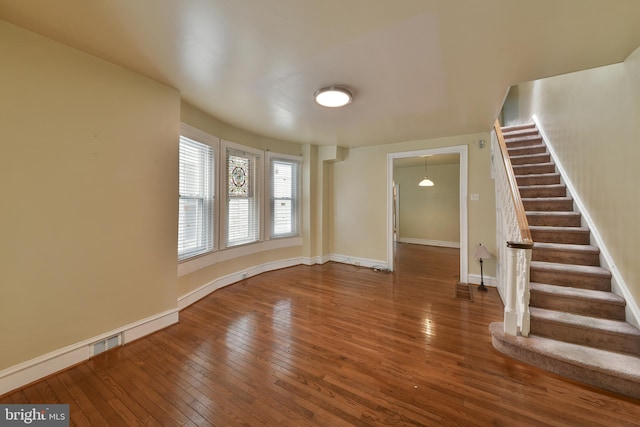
(530, 307), (636, 332)
(522, 197), (574, 212)
(503, 128), (540, 138)
(526, 211), (581, 227)
(504, 135), (544, 147)
(510, 152), (551, 165)
(532, 242), (600, 266)
(519, 185), (566, 198)
(529, 282), (626, 319)
(529, 225), (589, 233)
(530, 261), (611, 290)
(490, 322), (640, 399)
(530, 308), (640, 355)
(530, 282), (623, 303)
(519, 183), (565, 190)
(522, 196), (572, 202)
(508, 144), (547, 156)
(526, 210), (580, 217)
(533, 242), (598, 253)
(516, 173), (560, 186)
(529, 225), (591, 245)
(501, 123), (536, 132)
(530, 261), (611, 278)
(512, 162), (556, 174)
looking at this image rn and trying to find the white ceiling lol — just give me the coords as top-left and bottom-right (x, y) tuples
(2, 0), (640, 148)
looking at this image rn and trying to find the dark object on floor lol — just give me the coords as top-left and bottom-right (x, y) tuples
(455, 282), (474, 301)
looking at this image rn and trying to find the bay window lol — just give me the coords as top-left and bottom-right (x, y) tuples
(178, 124), (302, 271)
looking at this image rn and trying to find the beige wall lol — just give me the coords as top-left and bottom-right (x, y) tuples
(394, 163), (460, 243)
(0, 21), (180, 369)
(331, 133), (496, 277)
(181, 102), (303, 156)
(503, 46), (640, 315)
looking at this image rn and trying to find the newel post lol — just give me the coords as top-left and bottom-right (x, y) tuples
(519, 247), (533, 337)
(503, 242), (519, 336)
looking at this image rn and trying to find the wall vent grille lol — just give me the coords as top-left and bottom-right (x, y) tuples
(92, 334), (121, 356)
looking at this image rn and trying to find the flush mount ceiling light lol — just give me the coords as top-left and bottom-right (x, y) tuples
(314, 86), (352, 108)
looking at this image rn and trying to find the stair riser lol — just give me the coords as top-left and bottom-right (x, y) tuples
(508, 145), (547, 156)
(529, 293), (625, 321)
(532, 248), (600, 266)
(502, 125), (537, 132)
(513, 164), (556, 175)
(530, 229), (590, 245)
(523, 199), (573, 211)
(527, 214), (581, 227)
(510, 154), (551, 165)
(503, 129), (540, 139)
(519, 186), (566, 198)
(530, 268), (611, 291)
(505, 137), (543, 149)
(530, 318), (640, 355)
(516, 175), (560, 186)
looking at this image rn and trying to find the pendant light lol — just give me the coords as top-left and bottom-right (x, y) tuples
(418, 156), (434, 187)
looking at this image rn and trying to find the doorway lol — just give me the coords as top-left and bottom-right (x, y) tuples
(386, 145), (468, 282)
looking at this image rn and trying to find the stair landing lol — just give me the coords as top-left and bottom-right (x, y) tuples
(490, 322), (640, 399)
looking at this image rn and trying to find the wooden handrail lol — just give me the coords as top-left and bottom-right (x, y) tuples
(494, 119), (534, 248)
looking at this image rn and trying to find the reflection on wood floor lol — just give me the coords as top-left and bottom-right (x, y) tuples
(2, 243), (639, 425)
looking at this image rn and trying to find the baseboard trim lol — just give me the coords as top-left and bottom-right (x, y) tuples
(467, 274), (497, 287)
(178, 256), (310, 310)
(0, 309), (179, 396)
(397, 238), (461, 249)
(329, 254), (389, 270)
(533, 115), (640, 328)
(306, 255), (330, 265)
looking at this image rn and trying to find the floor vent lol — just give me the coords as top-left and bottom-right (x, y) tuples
(92, 334), (121, 356)
(454, 282), (474, 301)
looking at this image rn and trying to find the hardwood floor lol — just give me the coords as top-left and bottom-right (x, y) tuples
(2, 243), (639, 426)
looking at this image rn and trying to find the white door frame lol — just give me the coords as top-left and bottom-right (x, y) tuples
(386, 145), (468, 282)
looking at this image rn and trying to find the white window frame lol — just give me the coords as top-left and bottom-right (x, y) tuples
(221, 140), (264, 248)
(267, 152), (302, 239)
(178, 124), (219, 262)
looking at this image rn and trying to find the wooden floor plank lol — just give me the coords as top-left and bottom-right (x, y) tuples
(2, 243), (639, 425)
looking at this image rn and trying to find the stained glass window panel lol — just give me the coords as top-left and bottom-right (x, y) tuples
(225, 146), (261, 247)
(228, 155), (249, 197)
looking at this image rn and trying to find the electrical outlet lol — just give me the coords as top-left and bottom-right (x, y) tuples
(471, 193), (479, 201)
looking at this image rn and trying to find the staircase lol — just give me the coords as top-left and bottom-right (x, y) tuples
(490, 123), (640, 399)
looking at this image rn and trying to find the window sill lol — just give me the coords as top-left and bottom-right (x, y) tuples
(178, 236), (303, 277)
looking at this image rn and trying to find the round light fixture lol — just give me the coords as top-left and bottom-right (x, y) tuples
(314, 86), (352, 108)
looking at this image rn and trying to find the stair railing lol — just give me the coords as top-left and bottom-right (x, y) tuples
(492, 119), (534, 337)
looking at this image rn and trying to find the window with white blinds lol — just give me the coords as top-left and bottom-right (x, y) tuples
(225, 146), (261, 247)
(178, 136), (214, 260)
(270, 157), (300, 238)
